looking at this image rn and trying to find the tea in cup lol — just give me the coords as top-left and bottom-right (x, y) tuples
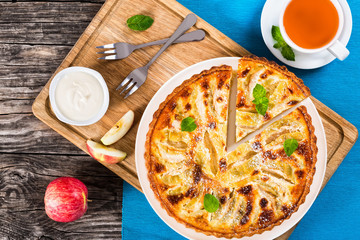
(279, 0), (349, 60)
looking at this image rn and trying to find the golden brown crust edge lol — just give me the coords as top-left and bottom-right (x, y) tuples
(241, 55), (311, 98)
(144, 61), (317, 238)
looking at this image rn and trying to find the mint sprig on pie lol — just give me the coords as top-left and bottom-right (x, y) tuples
(203, 193), (219, 213)
(284, 138), (299, 156)
(181, 117), (197, 132)
(252, 84), (269, 116)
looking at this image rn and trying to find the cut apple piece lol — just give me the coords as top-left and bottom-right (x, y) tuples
(101, 110), (134, 145)
(86, 139), (126, 164)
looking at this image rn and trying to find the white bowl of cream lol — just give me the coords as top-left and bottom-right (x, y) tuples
(49, 67), (109, 126)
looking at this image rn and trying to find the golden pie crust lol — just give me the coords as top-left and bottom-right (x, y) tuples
(145, 56), (317, 238)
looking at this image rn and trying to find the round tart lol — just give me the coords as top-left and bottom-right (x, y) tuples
(145, 56), (317, 238)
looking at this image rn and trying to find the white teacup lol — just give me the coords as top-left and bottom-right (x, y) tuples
(279, 0), (349, 61)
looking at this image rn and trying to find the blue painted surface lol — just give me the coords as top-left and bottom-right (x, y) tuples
(122, 1), (360, 239)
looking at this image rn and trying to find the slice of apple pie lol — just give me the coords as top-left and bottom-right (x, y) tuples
(235, 56), (311, 141)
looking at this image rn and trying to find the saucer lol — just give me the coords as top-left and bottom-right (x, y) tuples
(261, 0), (352, 69)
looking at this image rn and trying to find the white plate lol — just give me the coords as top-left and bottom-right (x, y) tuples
(261, 0), (352, 69)
(135, 57), (327, 240)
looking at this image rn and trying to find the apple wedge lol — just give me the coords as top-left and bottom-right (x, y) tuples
(101, 110), (134, 145)
(86, 139), (126, 164)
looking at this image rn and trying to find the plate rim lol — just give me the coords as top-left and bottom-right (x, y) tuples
(135, 57), (327, 240)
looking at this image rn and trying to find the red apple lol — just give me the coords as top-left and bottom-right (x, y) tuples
(86, 139), (127, 164)
(44, 177), (88, 222)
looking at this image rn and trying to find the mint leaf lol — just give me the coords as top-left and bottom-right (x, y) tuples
(281, 45), (295, 61)
(254, 97), (269, 116)
(271, 25), (295, 61)
(252, 84), (269, 116)
(253, 84), (267, 99)
(181, 117), (197, 132)
(271, 25), (285, 42)
(127, 15), (154, 31)
(252, 98), (260, 105)
(273, 43), (282, 49)
(204, 194), (219, 213)
(284, 139), (298, 156)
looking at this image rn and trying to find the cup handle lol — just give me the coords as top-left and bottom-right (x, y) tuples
(327, 40), (350, 61)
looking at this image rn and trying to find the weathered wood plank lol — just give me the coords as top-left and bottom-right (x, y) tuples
(0, 86), (44, 101)
(0, 48), (70, 113)
(0, 0), (123, 239)
(0, 44), (72, 66)
(0, 65), (61, 114)
(0, 114), (84, 154)
(0, 44), (70, 113)
(0, 153), (122, 239)
(0, 99), (34, 114)
(0, 2), (102, 24)
(0, 22), (94, 45)
(0, 65), (56, 87)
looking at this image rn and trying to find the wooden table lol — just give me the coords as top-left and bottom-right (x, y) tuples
(0, 1), (125, 238)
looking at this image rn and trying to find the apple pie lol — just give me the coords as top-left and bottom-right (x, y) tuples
(145, 56), (317, 238)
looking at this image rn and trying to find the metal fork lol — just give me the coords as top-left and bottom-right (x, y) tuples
(97, 29), (205, 60)
(117, 13), (198, 99)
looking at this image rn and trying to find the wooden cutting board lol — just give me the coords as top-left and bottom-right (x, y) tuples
(32, 0), (358, 239)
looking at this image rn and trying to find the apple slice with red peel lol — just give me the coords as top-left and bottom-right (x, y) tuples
(86, 139), (126, 164)
(101, 110), (134, 145)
